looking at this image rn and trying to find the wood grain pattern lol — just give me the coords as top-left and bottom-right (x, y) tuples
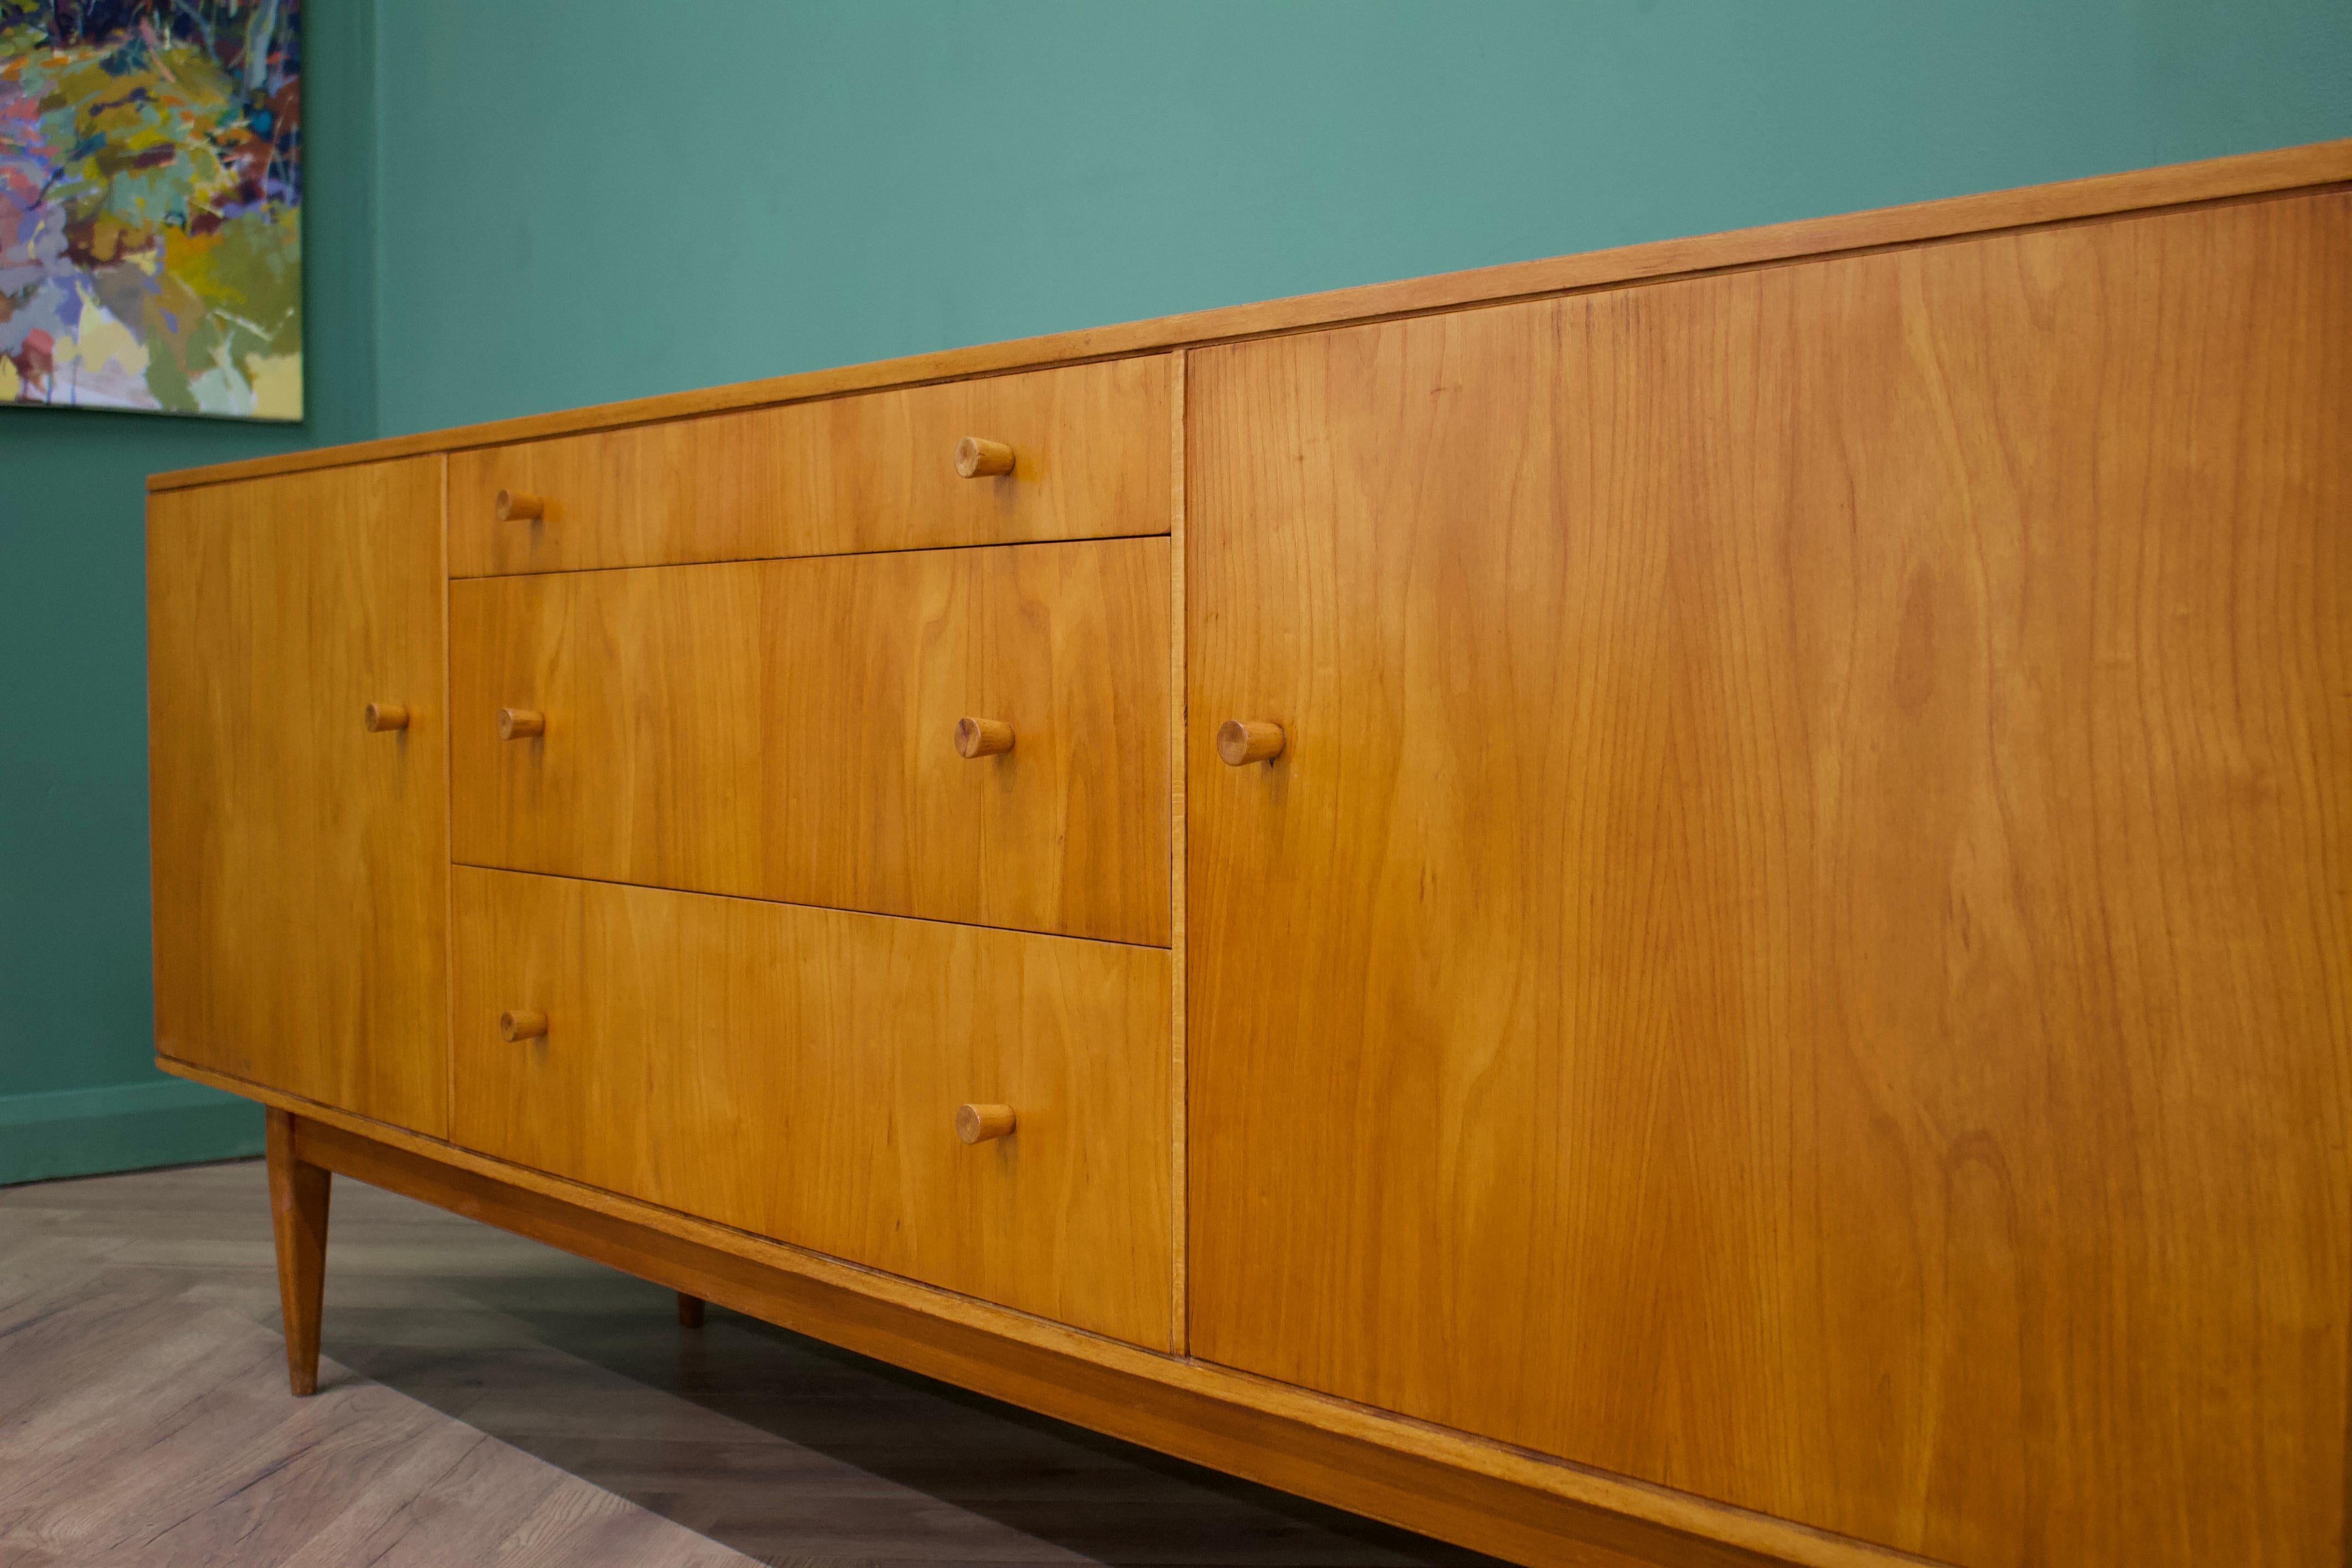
(448, 868), (1174, 1349)
(147, 457), (451, 1135)
(157, 1055), (1928, 1568)
(1186, 192), (2352, 1567)
(264, 1106), (330, 1397)
(149, 140), (2351, 498)
(447, 357), (1170, 576)
(289, 1112), (1855, 1568)
(1166, 349), (1189, 1353)
(449, 538), (1170, 946)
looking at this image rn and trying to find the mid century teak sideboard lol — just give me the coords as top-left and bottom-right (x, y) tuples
(146, 140), (2351, 1568)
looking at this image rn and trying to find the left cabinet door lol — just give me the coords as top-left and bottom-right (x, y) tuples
(149, 458), (450, 1137)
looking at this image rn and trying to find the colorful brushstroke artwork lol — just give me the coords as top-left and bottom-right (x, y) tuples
(1, 0), (301, 418)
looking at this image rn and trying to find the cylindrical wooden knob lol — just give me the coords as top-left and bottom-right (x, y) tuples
(498, 707), (546, 740)
(496, 489), (545, 521)
(954, 437), (1015, 479)
(956, 1103), (1017, 1144)
(954, 716), (1015, 758)
(500, 1008), (547, 1042)
(362, 703), (410, 733)
(1217, 719), (1286, 766)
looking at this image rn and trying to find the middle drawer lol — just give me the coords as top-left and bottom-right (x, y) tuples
(450, 536), (1169, 946)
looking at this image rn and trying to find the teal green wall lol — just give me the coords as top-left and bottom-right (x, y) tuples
(0, 0), (377, 1184)
(371, 0), (2352, 436)
(6, 0), (2349, 1182)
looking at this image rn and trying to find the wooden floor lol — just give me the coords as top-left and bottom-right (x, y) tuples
(0, 1159), (1499, 1567)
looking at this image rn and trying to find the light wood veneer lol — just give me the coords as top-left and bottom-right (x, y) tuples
(148, 458), (451, 1135)
(177, 1069), (1856, 1568)
(447, 356), (1171, 575)
(146, 140), (2352, 1568)
(448, 537), (1169, 946)
(449, 867), (1173, 1348)
(1186, 188), (2351, 1568)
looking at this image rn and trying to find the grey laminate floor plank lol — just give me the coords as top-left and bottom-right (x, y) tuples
(0, 1160), (1499, 1566)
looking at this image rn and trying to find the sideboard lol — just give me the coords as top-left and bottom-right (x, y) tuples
(148, 139), (2351, 1568)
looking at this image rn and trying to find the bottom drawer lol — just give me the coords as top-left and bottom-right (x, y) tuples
(451, 868), (1173, 1348)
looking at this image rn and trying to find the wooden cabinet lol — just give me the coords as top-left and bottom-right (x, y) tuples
(1186, 190), (2352, 1567)
(449, 868), (1173, 1347)
(448, 537), (1169, 945)
(146, 144), (2352, 1568)
(447, 356), (1172, 576)
(147, 458), (451, 1136)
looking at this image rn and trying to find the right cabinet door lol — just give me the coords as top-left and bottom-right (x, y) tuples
(1187, 191), (2351, 1568)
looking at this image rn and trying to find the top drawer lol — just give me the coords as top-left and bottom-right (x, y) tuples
(449, 355), (1170, 576)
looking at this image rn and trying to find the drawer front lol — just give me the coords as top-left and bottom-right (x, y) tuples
(451, 867), (1173, 1348)
(449, 356), (1171, 576)
(450, 538), (1169, 945)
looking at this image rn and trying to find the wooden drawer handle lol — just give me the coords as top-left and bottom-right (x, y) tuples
(496, 489), (545, 521)
(954, 437), (1015, 479)
(954, 716), (1015, 758)
(956, 1103), (1016, 1144)
(1217, 719), (1285, 766)
(362, 703), (410, 733)
(500, 1009), (547, 1042)
(498, 707), (546, 741)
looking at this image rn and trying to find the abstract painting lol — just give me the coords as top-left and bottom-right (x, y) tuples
(2, 0), (301, 418)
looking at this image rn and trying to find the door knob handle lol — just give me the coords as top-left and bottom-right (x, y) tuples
(1217, 720), (1285, 766)
(956, 1103), (1017, 1144)
(954, 437), (1015, 478)
(954, 717), (1015, 758)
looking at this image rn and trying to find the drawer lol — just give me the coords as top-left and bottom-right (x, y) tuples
(450, 537), (1169, 945)
(451, 867), (1173, 1347)
(449, 356), (1171, 576)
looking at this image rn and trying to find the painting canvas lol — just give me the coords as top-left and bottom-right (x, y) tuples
(1, 0), (301, 419)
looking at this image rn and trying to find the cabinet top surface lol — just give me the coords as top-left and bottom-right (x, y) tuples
(148, 137), (2351, 495)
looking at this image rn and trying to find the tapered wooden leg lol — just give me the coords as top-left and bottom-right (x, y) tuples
(677, 1292), (706, 1328)
(265, 1107), (331, 1396)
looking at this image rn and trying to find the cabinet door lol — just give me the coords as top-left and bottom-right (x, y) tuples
(1188, 192), (2350, 1567)
(149, 459), (450, 1136)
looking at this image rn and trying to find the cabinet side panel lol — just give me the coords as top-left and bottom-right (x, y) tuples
(150, 458), (451, 1136)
